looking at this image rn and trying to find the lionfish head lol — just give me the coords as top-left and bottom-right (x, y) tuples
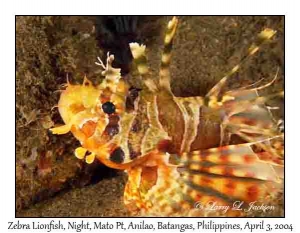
(50, 54), (140, 168)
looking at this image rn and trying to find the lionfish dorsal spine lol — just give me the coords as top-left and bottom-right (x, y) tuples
(159, 16), (178, 93)
(206, 28), (277, 99)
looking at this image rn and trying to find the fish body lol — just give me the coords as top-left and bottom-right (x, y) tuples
(51, 17), (284, 216)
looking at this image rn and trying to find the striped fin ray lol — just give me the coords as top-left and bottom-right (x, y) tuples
(224, 109), (279, 138)
(221, 68), (280, 104)
(129, 43), (157, 92)
(124, 167), (148, 213)
(141, 161), (184, 216)
(183, 140), (283, 180)
(222, 91), (284, 116)
(230, 129), (284, 159)
(207, 28), (277, 98)
(207, 88), (283, 118)
(159, 16), (179, 92)
(179, 141), (283, 215)
(204, 72), (283, 151)
(218, 87), (284, 155)
(181, 172), (279, 211)
(204, 86), (284, 152)
(228, 67), (280, 94)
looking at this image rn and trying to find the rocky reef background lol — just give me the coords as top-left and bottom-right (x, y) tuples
(16, 16), (284, 217)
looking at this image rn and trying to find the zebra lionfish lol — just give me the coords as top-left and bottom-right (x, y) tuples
(51, 17), (284, 216)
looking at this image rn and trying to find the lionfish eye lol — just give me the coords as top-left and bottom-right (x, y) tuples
(102, 101), (116, 114)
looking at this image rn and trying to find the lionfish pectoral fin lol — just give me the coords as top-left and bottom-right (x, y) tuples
(126, 142), (283, 216)
(206, 28), (276, 98)
(141, 162), (186, 216)
(180, 142), (283, 211)
(124, 167), (146, 213)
